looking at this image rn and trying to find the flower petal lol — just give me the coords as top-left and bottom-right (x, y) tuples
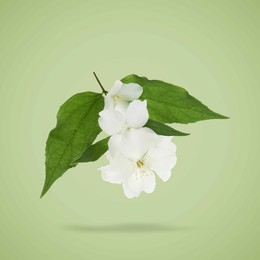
(113, 101), (129, 113)
(99, 153), (132, 184)
(104, 80), (124, 109)
(149, 148), (177, 172)
(108, 134), (122, 157)
(104, 151), (113, 162)
(120, 128), (157, 160)
(104, 96), (113, 110)
(117, 83), (143, 101)
(123, 174), (143, 198)
(98, 109), (125, 135)
(147, 137), (177, 181)
(126, 100), (149, 128)
(109, 80), (124, 96)
(143, 174), (156, 193)
(155, 170), (172, 182)
(99, 165), (122, 184)
(122, 182), (137, 199)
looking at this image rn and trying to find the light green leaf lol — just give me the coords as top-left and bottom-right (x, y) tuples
(145, 119), (189, 136)
(75, 137), (109, 163)
(41, 92), (104, 197)
(121, 74), (228, 124)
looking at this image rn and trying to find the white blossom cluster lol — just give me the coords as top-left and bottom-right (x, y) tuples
(98, 80), (177, 198)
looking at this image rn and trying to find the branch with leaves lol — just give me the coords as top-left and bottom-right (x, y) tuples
(41, 74), (228, 198)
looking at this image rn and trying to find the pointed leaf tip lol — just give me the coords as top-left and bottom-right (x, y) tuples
(42, 92), (104, 197)
(121, 74), (229, 124)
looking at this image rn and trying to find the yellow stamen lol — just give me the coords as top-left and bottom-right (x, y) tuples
(137, 160), (144, 168)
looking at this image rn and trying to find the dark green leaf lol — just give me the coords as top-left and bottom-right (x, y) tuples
(121, 74), (228, 124)
(145, 119), (189, 136)
(75, 137), (109, 163)
(41, 92), (104, 197)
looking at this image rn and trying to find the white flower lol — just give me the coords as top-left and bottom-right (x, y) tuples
(99, 99), (154, 157)
(98, 84), (177, 198)
(99, 131), (177, 198)
(98, 99), (149, 136)
(105, 80), (143, 112)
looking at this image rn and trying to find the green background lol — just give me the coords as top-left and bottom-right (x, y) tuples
(0, 0), (259, 259)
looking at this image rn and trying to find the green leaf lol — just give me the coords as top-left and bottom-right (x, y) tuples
(145, 119), (189, 136)
(121, 74), (228, 124)
(41, 92), (104, 198)
(75, 137), (109, 163)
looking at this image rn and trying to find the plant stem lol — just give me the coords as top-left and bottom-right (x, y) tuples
(93, 72), (108, 95)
